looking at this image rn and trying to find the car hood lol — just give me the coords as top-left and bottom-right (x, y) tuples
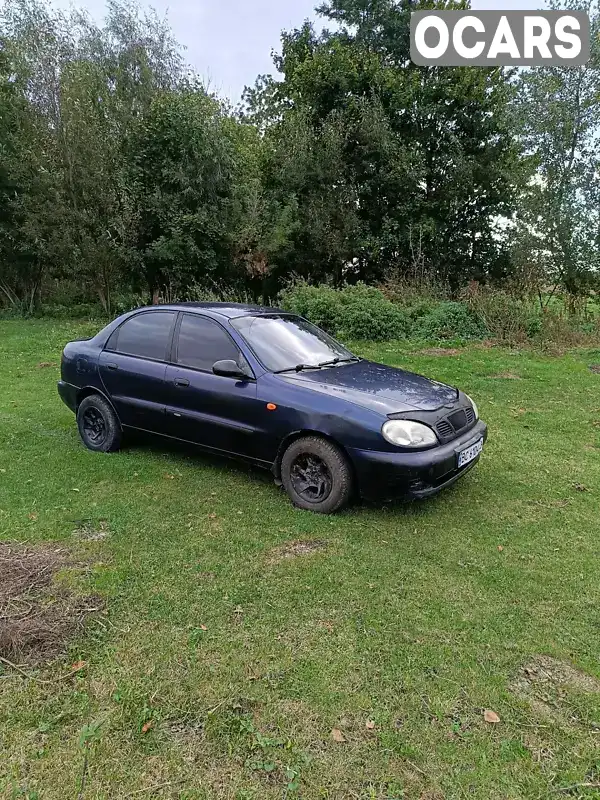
(279, 360), (458, 415)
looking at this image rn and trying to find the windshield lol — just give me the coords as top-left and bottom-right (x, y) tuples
(231, 315), (356, 373)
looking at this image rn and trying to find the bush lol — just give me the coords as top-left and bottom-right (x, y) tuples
(34, 302), (106, 320)
(464, 286), (534, 343)
(279, 282), (409, 341)
(412, 301), (488, 341)
(278, 283), (341, 334)
(336, 284), (409, 340)
(404, 298), (439, 323)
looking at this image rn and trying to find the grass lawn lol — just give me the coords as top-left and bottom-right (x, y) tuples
(1, 319), (600, 800)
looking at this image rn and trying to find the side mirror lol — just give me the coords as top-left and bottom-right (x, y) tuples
(212, 359), (251, 380)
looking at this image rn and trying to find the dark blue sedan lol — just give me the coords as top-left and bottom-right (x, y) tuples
(58, 302), (487, 513)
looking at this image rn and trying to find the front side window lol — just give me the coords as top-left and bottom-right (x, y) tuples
(111, 312), (176, 361)
(231, 315), (355, 373)
(176, 314), (241, 372)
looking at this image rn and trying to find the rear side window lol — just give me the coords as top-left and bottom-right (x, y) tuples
(110, 312), (176, 361)
(176, 314), (240, 372)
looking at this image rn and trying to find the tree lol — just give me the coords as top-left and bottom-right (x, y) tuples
(0, 0), (187, 310)
(244, 0), (524, 290)
(513, 0), (600, 300)
(127, 86), (245, 300)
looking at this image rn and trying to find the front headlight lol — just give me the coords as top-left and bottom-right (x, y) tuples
(465, 394), (479, 420)
(382, 420), (438, 448)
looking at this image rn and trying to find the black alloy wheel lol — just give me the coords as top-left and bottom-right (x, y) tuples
(290, 453), (333, 503)
(280, 435), (353, 514)
(77, 394), (122, 453)
(82, 406), (107, 446)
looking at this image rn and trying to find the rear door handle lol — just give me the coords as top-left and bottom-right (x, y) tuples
(174, 378), (190, 387)
(106, 362), (118, 371)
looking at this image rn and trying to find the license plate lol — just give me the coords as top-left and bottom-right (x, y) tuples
(457, 438), (483, 468)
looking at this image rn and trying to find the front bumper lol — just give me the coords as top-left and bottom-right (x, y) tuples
(349, 420), (488, 501)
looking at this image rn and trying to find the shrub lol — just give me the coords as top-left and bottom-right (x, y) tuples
(335, 284), (409, 340)
(404, 299), (439, 323)
(412, 301), (488, 341)
(279, 281), (408, 340)
(278, 282), (341, 334)
(36, 302), (106, 320)
(464, 286), (534, 343)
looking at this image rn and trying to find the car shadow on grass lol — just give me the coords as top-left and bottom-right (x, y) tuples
(122, 430), (275, 487)
(119, 431), (471, 518)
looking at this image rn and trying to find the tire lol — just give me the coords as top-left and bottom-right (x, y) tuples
(280, 435), (353, 514)
(77, 394), (122, 453)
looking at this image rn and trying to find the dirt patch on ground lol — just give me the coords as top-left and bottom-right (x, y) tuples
(589, 364), (600, 374)
(0, 542), (101, 664)
(266, 539), (328, 565)
(72, 518), (110, 541)
(490, 371), (522, 380)
(418, 348), (461, 357)
(510, 655), (600, 723)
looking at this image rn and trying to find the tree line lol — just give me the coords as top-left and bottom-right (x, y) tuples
(0, 0), (599, 315)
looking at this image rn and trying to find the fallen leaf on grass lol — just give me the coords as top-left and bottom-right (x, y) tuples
(71, 660), (87, 672)
(331, 728), (346, 742)
(141, 720), (154, 734)
(365, 719), (376, 730)
(200, 624), (208, 631)
(483, 709), (500, 724)
(27, 513), (38, 521)
(497, 545), (504, 552)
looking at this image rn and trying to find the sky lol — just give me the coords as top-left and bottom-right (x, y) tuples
(51, 0), (549, 103)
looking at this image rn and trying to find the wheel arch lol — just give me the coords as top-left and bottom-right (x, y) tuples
(272, 429), (357, 486)
(76, 387), (122, 429)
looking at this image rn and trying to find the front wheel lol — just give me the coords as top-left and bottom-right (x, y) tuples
(280, 436), (353, 514)
(77, 395), (122, 453)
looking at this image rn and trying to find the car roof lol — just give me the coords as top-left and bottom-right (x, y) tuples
(142, 302), (289, 320)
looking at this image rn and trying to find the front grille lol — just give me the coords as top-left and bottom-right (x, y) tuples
(436, 405), (476, 443)
(449, 409), (467, 431)
(436, 420), (454, 441)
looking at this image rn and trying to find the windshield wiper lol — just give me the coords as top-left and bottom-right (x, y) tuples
(274, 356), (360, 374)
(273, 363), (323, 374)
(317, 357), (360, 367)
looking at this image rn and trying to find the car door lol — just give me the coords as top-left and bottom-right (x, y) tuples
(98, 310), (176, 432)
(164, 313), (265, 460)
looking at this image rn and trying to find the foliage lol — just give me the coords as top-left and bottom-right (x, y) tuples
(512, 0), (600, 298)
(127, 86), (244, 300)
(279, 281), (409, 340)
(411, 301), (488, 341)
(247, 0), (525, 289)
(464, 284), (537, 343)
(0, 0), (599, 316)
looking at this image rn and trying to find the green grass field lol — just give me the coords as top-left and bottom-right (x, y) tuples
(1, 319), (600, 800)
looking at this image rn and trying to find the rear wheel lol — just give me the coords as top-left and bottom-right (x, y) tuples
(281, 436), (353, 514)
(77, 395), (122, 453)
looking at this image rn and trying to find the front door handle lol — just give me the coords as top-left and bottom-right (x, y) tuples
(174, 378), (190, 387)
(106, 362), (118, 371)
